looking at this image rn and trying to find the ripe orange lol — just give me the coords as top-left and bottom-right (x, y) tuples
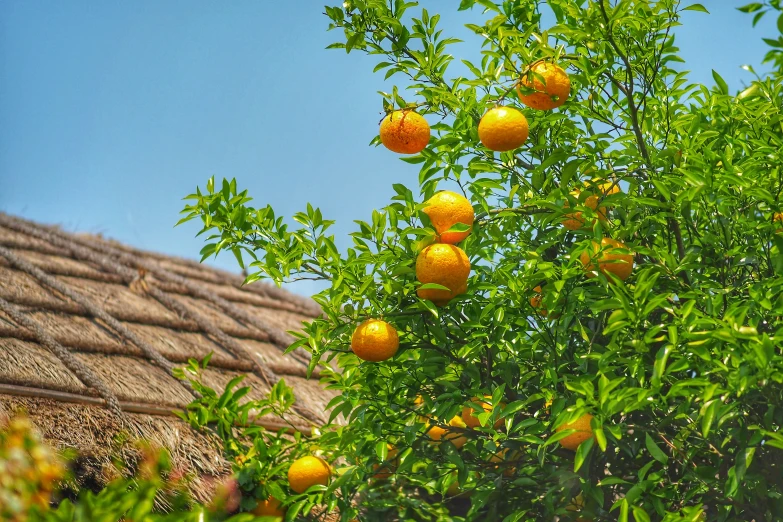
(775, 212), (783, 232)
(287, 456), (332, 493)
(445, 470), (475, 497)
(443, 470), (476, 497)
(556, 414), (594, 451)
(478, 107), (529, 151)
(562, 180), (620, 230)
(529, 285), (547, 316)
(252, 496), (285, 517)
(462, 396), (505, 429)
(518, 62), (571, 110)
(422, 191), (475, 244)
(426, 416), (467, 449)
(372, 444), (398, 480)
(351, 319), (399, 362)
(579, 238), (634, 282)
(379, 110), (430, 154)
(488, 448), (516, 477)
(416, 244), (470, 306)
(413, 395), (431, 422)
(445, 473), (464, 497)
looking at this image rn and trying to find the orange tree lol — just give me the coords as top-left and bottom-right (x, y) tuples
(179, 1), (783, 521)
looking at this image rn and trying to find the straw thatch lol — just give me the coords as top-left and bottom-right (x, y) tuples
(0, 212), (332, 502)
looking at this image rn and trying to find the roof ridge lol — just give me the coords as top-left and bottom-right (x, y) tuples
(0, 212), (321, 317)
(0, 212), (325, 426)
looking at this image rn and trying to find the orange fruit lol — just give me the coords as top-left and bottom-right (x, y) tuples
(488, 448), (516, 477)
(529, 285), (548, 316)
(287, 456), (332, 493)
(579, 238), (634, 282)
(252, 496), (286, 517)
(416, 244), (470, 306)
(372, 445), (398, 480)
(414, 395), (424, 407)
(462, 396), (505, 429)
(517, 62), (571, 110)
(422, 191), (475, 244)
(478, 107), (529, 151)
(562, 180), (620, 230)
(351, 319), (399, 362)
(413, 395), (431, 422)
(426, 416), (467, 449)
(446, 476), (463, 497)
(774, 212), (783, 232)
(379, 110), (430, 154)
(445, 471), (473, 497)
(556, 414), (594, 451)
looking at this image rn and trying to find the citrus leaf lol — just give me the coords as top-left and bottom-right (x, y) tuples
(574, 437), (594, 472)
(645, 433), (668, 464)
(683, 3), (709, 13)
(375, 440), (389, 460)
(446, 222), (472, 232)
(712, 69), (729, 94)
(417, 283), (452, 291)
(632, 505), (652, 522)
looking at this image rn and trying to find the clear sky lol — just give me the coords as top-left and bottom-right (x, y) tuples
(0, 1), (778, 296)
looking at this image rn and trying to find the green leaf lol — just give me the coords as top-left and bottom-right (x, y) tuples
(651, 178), (671, 201)
(573, 437), (594, 472)
(651, 345), (671, 389)
(737, 3), (764, 13)
(683, 3), (709, 13)
(738, 84), (760, 100)
(733, 446), (756, 486)
(594, 427), (607, 452)
(446, 222), (472, 233)
(701, 399), (720, 437)
(326, 466), (356, 495)
(375, 440), (389, 461)
(645, 433), (668, 464)
(417, 283), (452, 291)
(632, 505), (652, 522)
(712, 69), (729, 94)
(618, 498), (630, 522)
(231, 246), (245, 269)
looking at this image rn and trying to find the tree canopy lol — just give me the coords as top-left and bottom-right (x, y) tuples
(174, 1), (783, 521)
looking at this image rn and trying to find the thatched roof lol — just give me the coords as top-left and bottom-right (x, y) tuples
(0, 212), (331, 500)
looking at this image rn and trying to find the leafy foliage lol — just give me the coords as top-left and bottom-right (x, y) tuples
(174, 359), (344, 519)
(1, 416), (67, 522)
(0, 414), (257, 522)
(175, 1), (783, 521)
(3, 381), (311, 522)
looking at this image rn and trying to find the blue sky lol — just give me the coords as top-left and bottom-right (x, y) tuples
(0, 1), (778, 296)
